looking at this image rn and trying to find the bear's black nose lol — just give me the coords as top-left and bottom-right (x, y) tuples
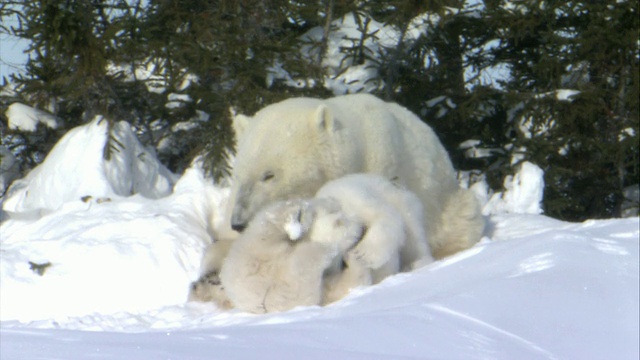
(231, 223), (247, 232)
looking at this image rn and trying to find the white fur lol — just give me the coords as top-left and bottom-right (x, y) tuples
(316, 174), (434, 285)
(190, 175), (436, 311)
(195, 199), (363, 313)
(227, 94), (485, 259)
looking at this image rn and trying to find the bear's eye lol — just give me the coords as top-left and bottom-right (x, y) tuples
(261, 171), (275, 182)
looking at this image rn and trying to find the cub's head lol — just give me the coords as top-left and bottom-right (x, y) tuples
(254, 199), (317, 242)
(254, 198), (363, 253)
(307, 198), (364, 254)
(229, 99), (343, 232)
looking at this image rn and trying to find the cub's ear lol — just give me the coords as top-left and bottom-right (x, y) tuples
(233, 114), (252, 139)
(312, 104), (342, 133)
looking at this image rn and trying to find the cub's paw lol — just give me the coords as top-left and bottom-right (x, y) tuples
(347, 242), (391, 270)
(188, 271), (232, 309)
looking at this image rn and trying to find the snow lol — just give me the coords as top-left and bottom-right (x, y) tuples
(459, 139), (503, 159)
(464, 38), (512, 90)
(2, 107), (639, 360)
(106, 61), (171, 94)
(269, 7), (513, 94)
(535, 89), (581, 102)
(5, 102), (61, 131)
(484, 162), (545, 216)
(1, 166), (221, 322)
(2, 116), (177, 215)
(267, 12), (403, 95)
(623, 184), (640, 218)
(165, 93), (193, 109)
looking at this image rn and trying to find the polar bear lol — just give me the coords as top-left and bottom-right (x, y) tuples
(226, 93), (484, 259)
(190, 198), (364, 313)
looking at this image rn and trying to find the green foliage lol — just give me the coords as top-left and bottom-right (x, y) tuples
(487, 1), (639, 220)
(1, 0), (637, 220)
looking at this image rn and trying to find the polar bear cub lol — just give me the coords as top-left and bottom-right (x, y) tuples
(190, 198), (364, 313)
(316, 174), (434, 284)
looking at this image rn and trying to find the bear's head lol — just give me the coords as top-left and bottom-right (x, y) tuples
(229, 99), (355, 232)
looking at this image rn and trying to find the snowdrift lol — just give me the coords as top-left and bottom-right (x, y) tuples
(1, 117), (638, 360)
(2, 116), (177, 215)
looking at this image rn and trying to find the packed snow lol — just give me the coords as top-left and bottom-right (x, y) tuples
(1, 108), (638, 360)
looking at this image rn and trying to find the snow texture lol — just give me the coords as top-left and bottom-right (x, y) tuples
(2, 116), (177, 215)
(268, 12), (400, 95)
(1, 115), (638, 360)
(484, 161), (545, 216)
(5, 102), (60, 131)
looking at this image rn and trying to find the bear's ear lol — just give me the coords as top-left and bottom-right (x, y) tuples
(233, 114), (251, 139)
(312, 104), (342, 133)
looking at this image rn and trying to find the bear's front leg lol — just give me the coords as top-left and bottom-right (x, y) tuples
(198, 238), (234, 277)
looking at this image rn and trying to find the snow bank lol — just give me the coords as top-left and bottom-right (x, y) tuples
(0, 165), (227, 321)
(1, 212), (637, 359)
(2, 116), (177, 216)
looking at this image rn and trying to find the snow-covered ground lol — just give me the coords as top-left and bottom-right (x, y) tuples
(1, 109), (638, 360)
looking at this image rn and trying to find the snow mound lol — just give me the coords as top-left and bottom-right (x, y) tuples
(5, 102), (60, 131)
(2, 116), (178, 216)
(1, 211), (637, 360)
(0, 166), (227, 321)
(485, 161), (544, 215)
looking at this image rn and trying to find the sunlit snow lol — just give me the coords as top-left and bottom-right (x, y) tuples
(5, 102), (60, 132)
(1, 105), (638, 360)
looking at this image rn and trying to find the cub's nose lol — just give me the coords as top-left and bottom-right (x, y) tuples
(231, 222), (247, 232)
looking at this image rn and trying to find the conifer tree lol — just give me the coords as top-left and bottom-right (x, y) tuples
(489, 1), (639, 220)
(2, 0), (637, 220)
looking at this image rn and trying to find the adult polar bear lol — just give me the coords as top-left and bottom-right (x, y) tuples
(228, 94), (484, 259)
